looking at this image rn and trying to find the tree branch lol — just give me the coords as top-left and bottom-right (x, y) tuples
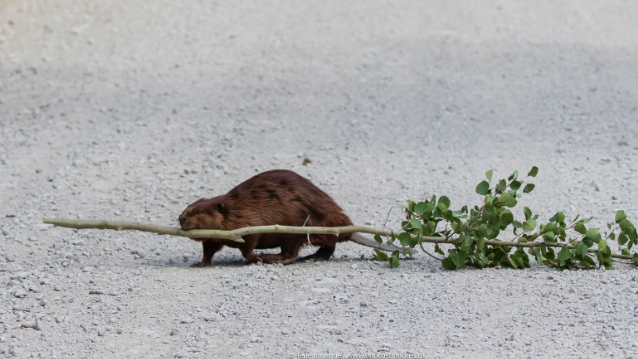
(42, 218), (634, 261)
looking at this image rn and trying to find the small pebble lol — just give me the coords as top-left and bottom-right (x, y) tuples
(131, 249), (146, 258)
(11, 271), (30, 280)
(21, 321), (37, 329)
(170, 329), (179, 336)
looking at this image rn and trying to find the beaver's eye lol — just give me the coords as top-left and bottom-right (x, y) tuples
(196, 209), (204, 214)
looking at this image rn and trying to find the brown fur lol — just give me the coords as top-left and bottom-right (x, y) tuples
(179, 169), (353, 266)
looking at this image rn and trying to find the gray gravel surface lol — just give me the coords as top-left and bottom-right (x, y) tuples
(1, 0), (638, 358)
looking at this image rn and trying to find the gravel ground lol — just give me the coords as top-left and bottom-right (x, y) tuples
(1, 0), (638, 358)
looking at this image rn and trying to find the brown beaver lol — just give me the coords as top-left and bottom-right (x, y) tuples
(178, 169), (398, 266)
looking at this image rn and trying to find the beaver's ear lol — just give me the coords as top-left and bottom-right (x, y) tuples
(217, 202), (225, 214)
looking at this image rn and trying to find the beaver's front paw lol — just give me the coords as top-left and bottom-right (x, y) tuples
(190, 261), (211, 268)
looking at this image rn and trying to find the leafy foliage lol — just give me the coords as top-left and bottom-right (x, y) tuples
(376, 167), (638, 270)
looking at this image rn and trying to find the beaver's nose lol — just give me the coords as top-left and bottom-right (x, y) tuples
(179, 215), (185, 224)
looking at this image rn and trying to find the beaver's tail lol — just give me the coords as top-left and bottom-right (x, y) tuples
(350, 233), (403, 253)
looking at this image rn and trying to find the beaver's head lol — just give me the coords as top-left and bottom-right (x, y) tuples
(178, 198), (226, 236)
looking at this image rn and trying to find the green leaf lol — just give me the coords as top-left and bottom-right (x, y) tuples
(374, 235), (383, 243)
(476, 253), (490, 268)
(459, 235), (473, 251)
(398, 233), (412, 246)
(574, 242), (587, 258)
(556, 212), (565, 224)
(510, 181), (522, 191)
(622, 248), (630, 256)
(523, 220), (537, 232)
(412, 234), (424, 246)
(619, 219), (636, 234)
(585, 228), (602, 243)
(485, 170), (493, 182)
(478, 223), (488, 237)
(581, 256), (595, 268)
(438, 196), (451, 209)
(442, 257), (456, 270)
(409, 218), (422, 229)
(476, 181), (490, 196)
(633, 253), (638, 266)
(373, 249), (388, 261)
(528, 166), (539, 177)
(434, 244), (444, 255)
(540, 223), (558, 235)
(500, 210), (514, 227)
(451, 221), (461, 233)
(574, 222), (587, 234)
(428, 221), (436, 234)
(615, 210), (627, 224)
(451, 252), (466, 269)
(524, 207), (532, 221)
(598, 240), (609, 254)
(389, 251), (400, 268)
(523, 184), (535, 193)
(414, 202), (428, 215)
(513, 221), (523, 229)
(619, 232), (629, 246)
(543, 231), (555, 241)
(508, 170), (519, 181)
(498, 193), (517, 207)
(557, 246), (572, 261)
(497, 179), (507, 192)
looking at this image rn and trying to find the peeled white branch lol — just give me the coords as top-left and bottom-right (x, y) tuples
(42, 218), (633, 260)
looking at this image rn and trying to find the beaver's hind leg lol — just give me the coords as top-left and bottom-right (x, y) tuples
(256, 235), (305, 265)
(299, 245), (335, 261)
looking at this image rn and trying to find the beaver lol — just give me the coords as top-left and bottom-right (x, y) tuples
(178, 169), (398, 266)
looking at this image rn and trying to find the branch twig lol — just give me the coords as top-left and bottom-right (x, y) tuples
(42, 218), (634, 260)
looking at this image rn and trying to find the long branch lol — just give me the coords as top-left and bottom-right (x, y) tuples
(43, 218), (633, 260)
